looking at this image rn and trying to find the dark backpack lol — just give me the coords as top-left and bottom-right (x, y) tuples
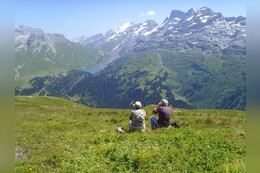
(171, 121), (180, 128)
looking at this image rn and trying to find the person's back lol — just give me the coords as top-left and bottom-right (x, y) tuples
(150, 99), (172, 129)
(154, 106), (172, 127)
(130, 109), (146, 131)
(129, 101), (147, 132)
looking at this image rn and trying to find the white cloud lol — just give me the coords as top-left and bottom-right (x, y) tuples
(140, 10), (156, 16)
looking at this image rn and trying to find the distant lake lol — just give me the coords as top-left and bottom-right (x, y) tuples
(82, 67), (105, 74)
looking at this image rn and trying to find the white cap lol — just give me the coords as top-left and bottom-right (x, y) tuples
(133, 101), (142, 108)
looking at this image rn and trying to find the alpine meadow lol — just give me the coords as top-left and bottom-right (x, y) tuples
(15, 6), (246, 172)
(15, 96), (246, 172)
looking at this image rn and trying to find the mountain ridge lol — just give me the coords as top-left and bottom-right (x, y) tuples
(73, 7), (245, 62)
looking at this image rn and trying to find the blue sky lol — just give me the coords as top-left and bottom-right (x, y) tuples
(15, 0), (246, 39)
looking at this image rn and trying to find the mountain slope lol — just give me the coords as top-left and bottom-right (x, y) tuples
(15, 96), (246, 172)
(16, 49), (246, 110)
(15, 25), (104, 82)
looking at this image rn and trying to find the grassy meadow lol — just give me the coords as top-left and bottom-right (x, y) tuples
(15, 96), (246, 172)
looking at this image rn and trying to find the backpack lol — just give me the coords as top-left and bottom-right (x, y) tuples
(171, 121), (180, 128)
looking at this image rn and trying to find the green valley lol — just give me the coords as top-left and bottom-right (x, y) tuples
(16, 50), (246, 110)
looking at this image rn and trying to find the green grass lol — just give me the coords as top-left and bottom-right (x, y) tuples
(15, 96), (246, 172)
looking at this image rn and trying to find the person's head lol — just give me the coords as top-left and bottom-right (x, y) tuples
(133, 101), (142, 109)
(160, 99), (168, 106)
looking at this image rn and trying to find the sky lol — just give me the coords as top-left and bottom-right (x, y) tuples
(15, 0), (246, 40)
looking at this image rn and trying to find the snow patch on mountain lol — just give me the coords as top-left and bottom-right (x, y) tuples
(15, 64), (24, 79)
(186, 15), (194, 21)
(172, 17), (181, 24)
(200, 15), (210, 23)
(115, 22), (133, 33)
(72, 35), (88, 43)
(107, 34), (117, 41)
(143, 27), (158, 36)
(134, 23), (147, 35)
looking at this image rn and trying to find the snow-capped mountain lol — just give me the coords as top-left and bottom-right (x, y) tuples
(141, 7), (246, 52)
(75, 20), (158, 45)
(73, 20), (159, 63)
(16, 7), (246, 79)
(73, 7), (246, 60)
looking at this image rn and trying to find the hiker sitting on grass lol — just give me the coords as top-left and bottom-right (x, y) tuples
(150, 99), (172, 130)
(129, 101), (147, 132)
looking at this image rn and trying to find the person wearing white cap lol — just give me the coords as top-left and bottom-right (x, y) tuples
(129, 101), (147, 132)
(150, 99), (172, 129)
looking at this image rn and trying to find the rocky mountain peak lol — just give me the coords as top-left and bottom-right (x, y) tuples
(15, 25), (44, 36)
(169, 9), (187, 19)
(15, 25), (69, 55)
(196, 7), (214, 14)
(235, 16), (246, 24)
(187, 8), (195, 15)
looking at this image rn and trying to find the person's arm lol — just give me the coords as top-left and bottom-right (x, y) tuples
(144, 112), (148, 120)
(152, 102), (161, 114)
(129, 113), (132, 120)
